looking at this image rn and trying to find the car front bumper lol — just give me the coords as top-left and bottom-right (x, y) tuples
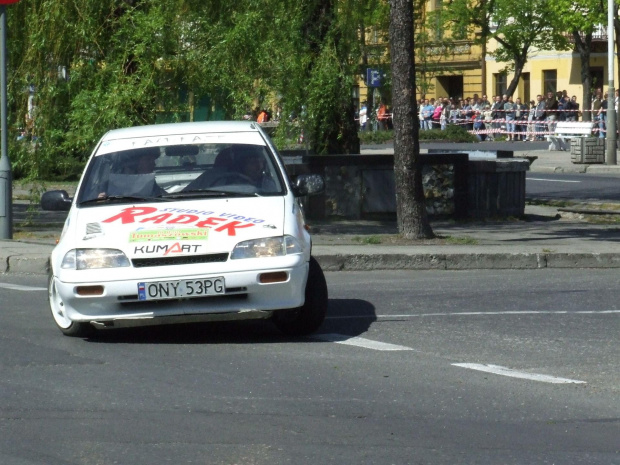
(52, 261), (309, 326)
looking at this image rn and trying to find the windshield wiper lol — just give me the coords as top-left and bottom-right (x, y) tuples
(79, 194), (171, 206)
(163, 189), (260, 198)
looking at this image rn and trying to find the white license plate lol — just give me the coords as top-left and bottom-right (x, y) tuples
(137, 277), (225, 301)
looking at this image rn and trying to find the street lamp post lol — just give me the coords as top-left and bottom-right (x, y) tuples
(0, 4), (12, 238)
(0, 0), (19, 239)
(606, 0), (617, 165)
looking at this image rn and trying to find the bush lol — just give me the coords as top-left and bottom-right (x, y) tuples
(358, 129), (394, 144)
(358, 124), (478, 145)
(420, 124), (478, 142)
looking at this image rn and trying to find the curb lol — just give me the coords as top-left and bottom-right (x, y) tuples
(315, 252), (620, 271)
(4, 251), (620, 275)
(313, 252), (620, 271)
(1, 255), (50, 275)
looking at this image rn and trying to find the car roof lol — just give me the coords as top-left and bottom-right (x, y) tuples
(100, 121), (261, 142)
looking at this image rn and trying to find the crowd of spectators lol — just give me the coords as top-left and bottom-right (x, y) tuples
(416, 92), (586, 141)
(356, 88), (620, 140)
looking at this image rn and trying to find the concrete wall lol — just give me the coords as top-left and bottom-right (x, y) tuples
(282, 152), (529, 220)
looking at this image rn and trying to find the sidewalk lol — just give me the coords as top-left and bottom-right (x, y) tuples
(3, 146), (620, 274)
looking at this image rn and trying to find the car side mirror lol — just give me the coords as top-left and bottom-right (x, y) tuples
(41, 190), (72, 211)
(292, 174), (325, 197)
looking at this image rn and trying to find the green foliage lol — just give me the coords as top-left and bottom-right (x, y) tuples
(420, 124), (478, 142)
(358, 129), (394, 144)
(5, 0), (382, 180)
(443, 0), (570, 95)
(358, 125), (477, 143)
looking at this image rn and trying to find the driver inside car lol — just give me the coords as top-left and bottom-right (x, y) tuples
(236, 150), (276, 192)
(100, 147), (166, 198)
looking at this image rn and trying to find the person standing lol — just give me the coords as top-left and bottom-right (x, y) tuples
(449, 101), (459, 126)
(418, 99), (425, 129)
(598, 92), (608, 138)
(503, 96), (516, 141)
(440, 99), (449, 131)
(591, 90), (603, 131)
(556, 91), (569, 122)
(534, 95), (547, 141)
(377, 102), (389, 130)
(480, 94), (491, 108)
(359, 102), (368, 130)
(514, 97), (528, 141)
(565, 96), (576, 121)
(526, 100), (536, 141)
(421, 99), (434, 130)
(545, 91), (559, 134)
(490, 95), (504, 141)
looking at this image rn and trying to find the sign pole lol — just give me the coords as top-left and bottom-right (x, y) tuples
(0, 4), (12, 239)
(606, 0), (617, 164)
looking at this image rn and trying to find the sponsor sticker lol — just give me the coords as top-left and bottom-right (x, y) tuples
(133, 242), (203, 255)
(130, 228), (209, 242)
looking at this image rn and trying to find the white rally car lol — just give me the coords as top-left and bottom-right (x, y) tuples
(41, 121), (327, 337)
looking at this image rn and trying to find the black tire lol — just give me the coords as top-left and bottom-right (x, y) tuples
(273, 256), (328, 336)
(48, 273), (95, 338)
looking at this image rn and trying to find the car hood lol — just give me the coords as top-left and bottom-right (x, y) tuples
(64, 197), (285, 258)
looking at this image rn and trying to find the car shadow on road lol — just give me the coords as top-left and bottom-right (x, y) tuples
(83, 298), (377, 344)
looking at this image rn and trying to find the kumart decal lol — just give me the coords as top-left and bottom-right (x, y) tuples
(134, 242), (203, 255)
(130, 228), (209, 243)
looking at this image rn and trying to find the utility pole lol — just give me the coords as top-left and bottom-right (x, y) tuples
(0, 0), (19, 239)
(0, 4), (12, 238)
(606, 0), (617, 164)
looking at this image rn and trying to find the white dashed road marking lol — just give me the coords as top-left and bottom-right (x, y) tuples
(452, 363), (586, 384)
(326, 310), (620, 320)
(313, 333), (414, 351)
(527, 178), (581, 183)
(0, 283), (46, 291)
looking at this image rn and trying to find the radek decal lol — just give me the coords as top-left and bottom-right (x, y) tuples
(130, 228), (209, 243)
(102, 207), (257, 236)
(134, 242), (202, 255)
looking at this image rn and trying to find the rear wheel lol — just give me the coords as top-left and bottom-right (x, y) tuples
(48, 273), (95, 337)
(273, 257), (328, 336)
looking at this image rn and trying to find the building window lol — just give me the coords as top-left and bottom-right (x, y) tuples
(433, 0), (443, 40)
(543, 70), (557, 95)
(590, 67), (604, 94)
(520, 72), (530, 104)
(494, 73), (507, 97)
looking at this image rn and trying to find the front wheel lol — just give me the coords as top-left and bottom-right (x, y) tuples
(273, 257), (328, 336)
(48, 273), (94, 337)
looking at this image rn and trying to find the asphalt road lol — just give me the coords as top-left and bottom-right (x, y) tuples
(527, 172), (620, 202)
(1, 270), (618, 464)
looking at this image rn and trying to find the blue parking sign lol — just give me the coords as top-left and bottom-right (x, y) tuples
(366, 68), (382, 88)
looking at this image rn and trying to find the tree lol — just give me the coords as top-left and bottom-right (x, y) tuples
(389, 0), (434, 239)
(554, 0), (606, 122)
(444, 0), (494, 95)
(6, 0), (376, 181)
(446, 0), (570, 97)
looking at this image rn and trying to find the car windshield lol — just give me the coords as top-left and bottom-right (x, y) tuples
(77, 142), (284, 205)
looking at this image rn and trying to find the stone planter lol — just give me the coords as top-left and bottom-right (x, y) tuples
(571, 137), (605, 164)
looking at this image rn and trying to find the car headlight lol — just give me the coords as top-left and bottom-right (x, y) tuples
(231, 235), (303, 259)
(61, 249), (131, 270)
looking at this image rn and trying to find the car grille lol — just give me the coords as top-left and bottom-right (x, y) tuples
(132, 253), (229, 268)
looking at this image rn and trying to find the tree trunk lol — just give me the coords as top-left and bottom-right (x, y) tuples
(573, 30), (592, 122)
(389, 0), (434, 239)
(505, 56), (525, 97)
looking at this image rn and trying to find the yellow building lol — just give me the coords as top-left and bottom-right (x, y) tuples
(485, 30), (609, 110)
(355, 1), (613, 115)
